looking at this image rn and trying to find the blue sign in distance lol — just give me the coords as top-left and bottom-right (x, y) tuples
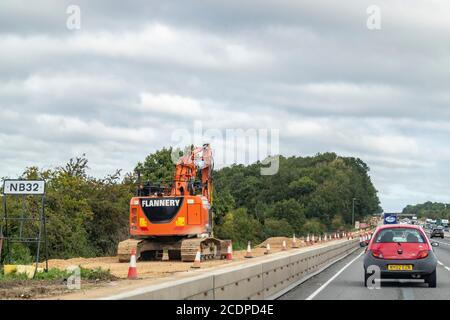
(384, 213), (398, 224)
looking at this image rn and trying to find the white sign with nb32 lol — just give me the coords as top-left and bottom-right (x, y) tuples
(2, 180), (46, 195)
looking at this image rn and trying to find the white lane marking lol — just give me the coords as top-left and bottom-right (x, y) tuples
(306, 251), (364, 301)
(401, 287), (414, 300)
(437, 260), (450, 273)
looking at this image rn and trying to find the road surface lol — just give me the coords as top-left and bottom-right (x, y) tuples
(280, 235), (450, 300)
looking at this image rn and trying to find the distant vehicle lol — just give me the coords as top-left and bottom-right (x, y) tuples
(444, 225), (449, 232)
(363, 225), (438, 288)
(430, 226), (444, 239)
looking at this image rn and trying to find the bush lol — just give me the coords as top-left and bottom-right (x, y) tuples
(302, 218), (326, 235)
(6, 243), (34, 265)
(216, 208), (263, 249)
(263, 218), (294, 238)
(0, 267), (114, 282)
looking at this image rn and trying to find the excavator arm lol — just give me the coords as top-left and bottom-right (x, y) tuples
(171, 143), (213, 204)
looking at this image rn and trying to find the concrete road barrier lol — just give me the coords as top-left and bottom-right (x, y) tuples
(101, 239), (359, 300)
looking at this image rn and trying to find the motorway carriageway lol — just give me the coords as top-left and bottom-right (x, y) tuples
(279, 235), (450, 300)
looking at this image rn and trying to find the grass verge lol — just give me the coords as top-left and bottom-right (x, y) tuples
(0, 266), (117, 282)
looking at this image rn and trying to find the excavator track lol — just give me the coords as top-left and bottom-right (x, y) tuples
(117, 237), (228, 263)
(117, 239), (142, 263)
(180, 238), (225, 262)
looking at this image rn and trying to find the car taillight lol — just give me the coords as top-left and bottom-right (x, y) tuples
(131, 208), (138, 226)
(417, 250), (429, 259)
(372, 250), (384, 259)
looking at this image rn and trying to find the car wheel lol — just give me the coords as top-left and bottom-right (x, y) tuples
(364, 271), (369, 287)
(426, 270), (437, 288)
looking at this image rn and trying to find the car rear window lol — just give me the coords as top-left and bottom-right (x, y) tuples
(374, 228), (426, 243)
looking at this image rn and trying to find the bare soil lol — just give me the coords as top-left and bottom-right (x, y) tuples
(0, 279), (111, 300)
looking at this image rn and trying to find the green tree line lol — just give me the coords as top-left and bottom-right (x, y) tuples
(212, 153), (382, 247)
(403, 202), (450, 220)
(1, 148), (382, 262)
(1, 156), (134, 263)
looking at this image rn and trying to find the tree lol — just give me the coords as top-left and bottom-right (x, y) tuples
(266, 199), (306, 235)
(3, 156), (133, 261)
(2, 147), (382, 262)
(212, 189), (236, 226)
(331, 215), (345, 231)
(303, 218), (326, 235)
(402, 202), (450, 220)
(263, 218), (294, 238)
(214, 152), (381, 234)
(215, 208), (263, 248)
(135, 147), (178, 183)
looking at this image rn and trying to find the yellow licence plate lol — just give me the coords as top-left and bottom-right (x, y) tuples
(388, 265), (413, 271)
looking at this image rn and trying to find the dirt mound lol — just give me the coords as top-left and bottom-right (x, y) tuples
(41, 256), (117, 270)
(258, 236), (299, 248)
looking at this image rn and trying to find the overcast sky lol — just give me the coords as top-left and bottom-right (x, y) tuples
(1, 1), (450, 212)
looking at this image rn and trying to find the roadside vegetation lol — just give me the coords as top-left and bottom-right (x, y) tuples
(403, 202), (450, 220)
(0, 266), (115, 281)
(1, 148), (382, 261)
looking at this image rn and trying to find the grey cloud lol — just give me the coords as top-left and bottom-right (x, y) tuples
(1, 1), (450, 212)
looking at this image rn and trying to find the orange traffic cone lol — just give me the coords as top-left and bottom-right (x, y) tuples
(226, 242), (233, 261)
(192, 251), (202, 268)
(127, 248), (138, 279)
(300, 238), (306, 247)
(292, 234), (299, 248)
(245, 241), (253, 258)
(265, 243), (271, 255)
(282, 240), (287, 251)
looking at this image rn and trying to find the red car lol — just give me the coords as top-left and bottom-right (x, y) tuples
(363, 224), (438, 287)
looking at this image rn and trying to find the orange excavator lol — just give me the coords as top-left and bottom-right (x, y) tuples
(118, 144), (228, 262)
